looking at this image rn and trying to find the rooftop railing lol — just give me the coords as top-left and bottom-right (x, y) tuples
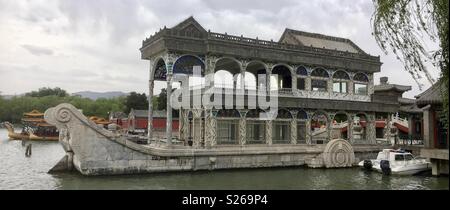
(142, 29), (380, 61)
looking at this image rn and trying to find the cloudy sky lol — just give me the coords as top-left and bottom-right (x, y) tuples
(0, 0), (440, 98)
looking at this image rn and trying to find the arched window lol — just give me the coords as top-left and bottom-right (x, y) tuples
(333, 70), (350, 80)
(353, 113), (367, 143)
(297, 66), (308, 76)
(311, 68), (329, 77)
(333, 113), (349, 140)
(214, 57), (241, 89)
(311, 68), (329, 92)
(246, 109), (266, 144)
(153, 59), (167, 80)
(333, 70), (350, 93)
(296, 66), (308, 90)
(353, 73), (369, 95)
(245, 61), (267, 90)
(236, 72), (257, 90)
(214, 70), (234, 88)
(173, 55), (205, 76)
(272, 65), (292, 90)
(311, 112), (328, 144)
(216, 109), (240, 145)
(353, 73), (369, 82)
(273, 109), (292, 144)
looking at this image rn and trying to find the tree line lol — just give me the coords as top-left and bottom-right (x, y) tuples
(0, 87), (168, 124)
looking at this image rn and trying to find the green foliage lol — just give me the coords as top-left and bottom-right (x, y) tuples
(0, 89), (126, 123)
(156, 88), (167, 110)
(124, 92), (148, 113)
(372, 0), (449, 128)
(25, 87), (68, 97)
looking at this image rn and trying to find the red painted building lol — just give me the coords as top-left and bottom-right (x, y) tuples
(127, 109), (179, 132)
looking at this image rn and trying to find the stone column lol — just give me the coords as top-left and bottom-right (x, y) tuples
(291, 118), (297, 144)
(368, 74), (374, 95)
(199, 112), (203, 147)
(327, 115), (333, 143)
(348, 80), (354, 95)
(306, 115), (312, 144)
(422, 105), (434, 148)
(183, 110), (190, 143)
(205, 55), (216, 88)
(148, 78), (154, 144)
(236, 62), (246, 110)
(210, 111), (217, 146)
(327, 76), (333, 98)
(348, 114), (354, 144)
(432, 160), (441, 176)
(385, 113), (392, 144)
(266, 120), (272, 145)
(192, 110), (202, 148)
(179, 109), (184, 141)
(291, 68), (297, 91)
(266, 64), (273, 92)
(204, 110), (212, 148)
(166, 73), (173, 145)
(305, 77), (311, 91)
(368, 120), (376, 145)
(239, 117), (246, 145)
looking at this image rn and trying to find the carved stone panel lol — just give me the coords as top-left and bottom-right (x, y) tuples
(266, 120), (272, 145)
(239, 118), (246, 145)
(322, 139), (355, 168)
(291, 119), (297, 144)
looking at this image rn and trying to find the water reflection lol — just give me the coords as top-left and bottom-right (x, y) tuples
(0, 128), (448, 190)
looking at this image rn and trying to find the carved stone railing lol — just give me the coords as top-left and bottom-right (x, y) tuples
(391, 115), (409, 128)
(141, 29), (380, 61)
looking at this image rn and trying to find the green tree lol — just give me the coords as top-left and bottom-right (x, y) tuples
(25, 87), (68, 97)
(156, 88), (167, 110)
(151, 96), (159, 111)
(372, 0), (449, 128)
(124, 92), (148, 113)
(0, 88), (127, 123)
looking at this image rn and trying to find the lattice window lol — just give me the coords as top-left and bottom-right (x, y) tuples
(353, 73), (369, 82)
(246, 120), (266, 144)
(273, 121), (290, 144)
(333, 71), (350, 80)
(296, 66), (308, 76)
(311, 68), (329, 78)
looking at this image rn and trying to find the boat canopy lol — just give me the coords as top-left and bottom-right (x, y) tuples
(23, 110), (44, 117)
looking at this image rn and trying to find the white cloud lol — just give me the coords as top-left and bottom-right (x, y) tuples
(0, 0), (440, 98)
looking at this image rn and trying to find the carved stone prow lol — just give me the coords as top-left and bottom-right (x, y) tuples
(44, 103), (122, 174)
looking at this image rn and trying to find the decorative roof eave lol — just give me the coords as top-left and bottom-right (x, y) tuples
(399, 104), (423, 113)
(140, 17), (381, 64)
(278, 28), (368, 55)
(415, 81), (444, 106)
(374, 84), (412, 93)
(398, 97), (416, 105)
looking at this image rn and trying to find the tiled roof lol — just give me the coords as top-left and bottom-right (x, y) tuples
(416, 81), (445, 106)
(279, 29), (364, 54)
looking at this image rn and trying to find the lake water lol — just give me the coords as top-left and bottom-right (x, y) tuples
(0, 128), (448, 190)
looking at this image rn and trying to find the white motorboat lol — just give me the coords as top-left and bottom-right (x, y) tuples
(358, 149), (431, 175)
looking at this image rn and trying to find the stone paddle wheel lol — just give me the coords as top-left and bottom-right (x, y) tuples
(322, 139), (355, 168)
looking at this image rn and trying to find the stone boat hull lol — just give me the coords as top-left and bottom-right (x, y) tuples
(45, 103), (389, 176)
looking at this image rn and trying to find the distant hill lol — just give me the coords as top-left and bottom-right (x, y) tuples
(72, 91), (127, 100)
(0, 95), (16, 100)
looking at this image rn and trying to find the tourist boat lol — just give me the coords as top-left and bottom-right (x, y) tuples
(2, 110), (59, 141)
(358, 149), (431, 175)
(3, 122), (29, 140)
(89, 116), (111, 128)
